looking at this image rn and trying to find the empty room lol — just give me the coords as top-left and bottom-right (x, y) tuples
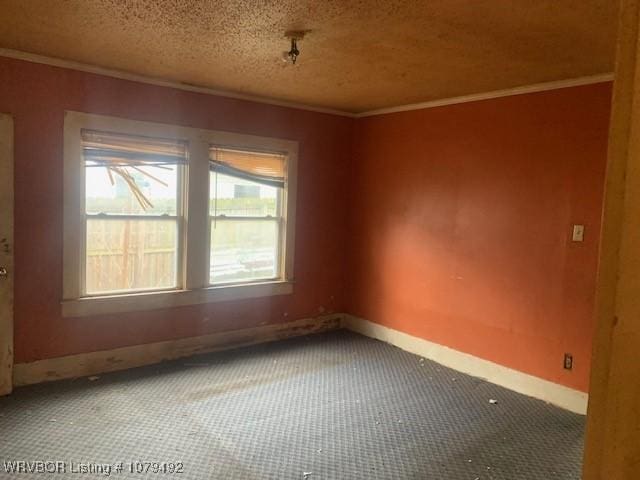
(1, 1), (639, 479)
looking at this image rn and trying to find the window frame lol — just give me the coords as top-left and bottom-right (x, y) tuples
(62, 111), (297, 317)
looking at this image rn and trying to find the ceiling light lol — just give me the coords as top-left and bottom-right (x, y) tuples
(285, 31), (306, 65)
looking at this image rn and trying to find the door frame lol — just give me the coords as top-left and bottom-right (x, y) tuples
(583, 0), (640, 477)
(0, 113), (14, 396)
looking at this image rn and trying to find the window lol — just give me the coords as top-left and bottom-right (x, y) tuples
(83, 130), (185, 295)
(63, 112), (297, 317)
(209, 148), (285, 285)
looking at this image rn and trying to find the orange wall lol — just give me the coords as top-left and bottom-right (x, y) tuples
(348, 84), (612, 392)
(0, 57), (353, 363)
(1, 55), (612, 392)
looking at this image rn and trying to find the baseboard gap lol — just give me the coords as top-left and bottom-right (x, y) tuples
(12, 314), (342, 388)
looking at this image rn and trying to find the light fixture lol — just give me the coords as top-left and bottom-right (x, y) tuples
(288, 37), (300, 64)
(285, 31), (306, 65)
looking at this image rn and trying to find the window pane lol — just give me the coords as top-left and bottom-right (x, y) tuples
(86, 164), (179, 215)
(86, 219), (178, 294)
(210, 219), (279, 284)
(209, 172), (277, 217)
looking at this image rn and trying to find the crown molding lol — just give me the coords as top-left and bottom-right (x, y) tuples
(356, 73), (615, 117)
(0, 48), (356, 118)
(0, 48), (614, 119)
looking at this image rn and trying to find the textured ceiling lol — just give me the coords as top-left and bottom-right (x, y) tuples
(0, 0), (619, 113)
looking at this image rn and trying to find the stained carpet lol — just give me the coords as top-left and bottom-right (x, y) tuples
(0, 330), (585, 479)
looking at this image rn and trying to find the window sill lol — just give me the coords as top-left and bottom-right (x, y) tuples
(61, 281), (294, 318)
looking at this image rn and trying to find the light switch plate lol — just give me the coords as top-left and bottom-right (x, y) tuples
(572, 224), (585, 242)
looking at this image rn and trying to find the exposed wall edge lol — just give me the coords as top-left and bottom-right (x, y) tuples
(0, 48), (613, 119)
(356, 73), (615, 118)
(0, 48), (356, 118)
(12, 314), (342, 388)
(0, 114), (14, 397)
(342, 315), (589, 415)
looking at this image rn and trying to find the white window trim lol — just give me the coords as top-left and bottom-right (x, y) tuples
(62, 111), (297, 318)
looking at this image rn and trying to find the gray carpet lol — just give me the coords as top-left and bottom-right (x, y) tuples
(0, 330), (584, 479)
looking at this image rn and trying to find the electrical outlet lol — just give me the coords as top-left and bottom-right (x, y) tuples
(564, 353), (573, 370)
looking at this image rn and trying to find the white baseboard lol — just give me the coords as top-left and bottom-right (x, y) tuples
(343, 315), (588, 415)
(13, 314), (342, 387)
